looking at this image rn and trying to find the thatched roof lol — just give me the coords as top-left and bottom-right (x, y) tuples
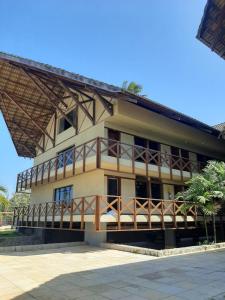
(197, 0), (225, 59)
(0, 52), (220, 158)
(214, 121), (225, 131)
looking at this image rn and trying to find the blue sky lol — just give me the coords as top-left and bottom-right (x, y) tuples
(0, 0), (224, 196)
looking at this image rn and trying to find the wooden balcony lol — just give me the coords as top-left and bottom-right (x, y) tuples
(16, 137), (204, 192)
(13, 196), (200, 231)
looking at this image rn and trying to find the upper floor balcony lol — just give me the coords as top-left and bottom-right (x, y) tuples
(16, 137), (205, 192)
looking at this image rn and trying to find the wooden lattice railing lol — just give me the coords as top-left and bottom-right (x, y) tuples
(13, 196), (199, 231)
(16, 137), (205, 192)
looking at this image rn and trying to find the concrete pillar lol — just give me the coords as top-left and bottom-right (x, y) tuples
(164, 229), (176, 249)
(85, 222), (107, 246)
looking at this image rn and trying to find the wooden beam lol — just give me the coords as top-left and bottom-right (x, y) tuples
(20, 143), (35, 157)
(72, 86), (113, 116)
(20, 69), (77, 131)
(95, 91), (113, 115)
(2, 91), (55, 144)
(211, 4), (225, 50)
(11, 121), (44, 153)
(57, 80), (94, 124)
(0, 93), (39, 156)
(1, 92), (53, 112)
(34, 74), (68, 109)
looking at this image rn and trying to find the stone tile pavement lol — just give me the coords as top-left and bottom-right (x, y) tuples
(0, 245), (225, 299)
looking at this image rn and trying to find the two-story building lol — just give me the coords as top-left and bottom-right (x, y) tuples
(1, 52), (225, 247)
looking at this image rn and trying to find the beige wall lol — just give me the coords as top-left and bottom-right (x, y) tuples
(31, 169), (104, 205)
(35, 90), (114, 165)
(163, 184), (175, 200)
(106, 100), (225, 160)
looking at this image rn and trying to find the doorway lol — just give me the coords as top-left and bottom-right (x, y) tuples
(107, 177), (120, 210)
(108, 129), (120, 157)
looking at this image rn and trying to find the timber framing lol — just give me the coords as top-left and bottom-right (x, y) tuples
(0, 51), (221, 158)
(197, 0), (225, 59)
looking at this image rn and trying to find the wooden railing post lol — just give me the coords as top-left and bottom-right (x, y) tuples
(60, 202), (64, 228)
(63, 152), (67, 178)
(44, 203), (48, 227)
(95, 195), (100, 231)
(173, 201), (177, 228)
(72, 147), (76, 175)
(35, 165), (38, 186)
(30, 168), (33, 188)
(52, 202), (55, 228)
(47, 161), (51, 182)
(134, 198), (137, 230)
(148, 199), (152, 229)
(161, 200), (165, 229)
(55, 157), (58, 180)
(69, 200), (74, 229)
(25, 170), (28, 190)
(38, 204), (41, 227)
(96, 137), (101, 169)
(117, 197), (121, 230)
(132, 145), (135, 174)
(41, 163), (45, 184)
(81, 197), (85, 230)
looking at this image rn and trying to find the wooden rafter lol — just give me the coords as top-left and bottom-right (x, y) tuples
(0, 90), (53, 112)
(72, 86), (113, 116)
(57, 79), (94, 124)
(11, 121), (44, 153)
(19, 68), (76, 131)
(95, 90), (113, 115)
(1, 91), (55, 144)
(27, 68), (68, 108)
(211, 3), (225, 50)
(0, 93), (38, 156)
(20, 143), (35, 157)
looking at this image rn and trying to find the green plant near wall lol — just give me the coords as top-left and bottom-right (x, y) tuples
(176, 161), (225, 243)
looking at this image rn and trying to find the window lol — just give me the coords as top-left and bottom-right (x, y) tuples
(149, 140), (160, 151)
(108, 129), (120, 157)
(180, 149), (189, 171)
(57, 146), (74, 169)
(58, 109), (76, 134)
(134, 137), (147, 162)
(54, 185), (73, 204)
(171, 146), (180, 157)
(151, 182), (162, 199)
(174, 185), (184, 195)
(107, 177), (120, 210)
(136, 176), (148, 199)
(197, 153), (211, 168)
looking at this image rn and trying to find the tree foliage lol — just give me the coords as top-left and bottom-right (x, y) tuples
(176, 161), (225, 242)
(9, 193), (30, 210)
(0, 185), (9, 212)
(122, 81), (143, 95)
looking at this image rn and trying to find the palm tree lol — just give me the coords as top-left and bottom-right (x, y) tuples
(0, 185), (7, 194)
(122, 81), (143, 95)
(176, 161), (225, 243)
(0, 185), (9, 212)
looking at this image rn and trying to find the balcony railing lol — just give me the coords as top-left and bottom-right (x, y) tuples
(16, 137), (204, 192)
(13, 196), (199, 231)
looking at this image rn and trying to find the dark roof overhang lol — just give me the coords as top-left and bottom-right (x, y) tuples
(197, 0), (225, 60)
(0, 52), (220, 158)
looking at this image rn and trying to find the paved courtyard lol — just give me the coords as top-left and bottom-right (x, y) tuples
(0, 246), (225, 300)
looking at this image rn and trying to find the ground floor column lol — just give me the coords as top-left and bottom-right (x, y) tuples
(164, 229), (176, 249)
(84, 222), (107, 246)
